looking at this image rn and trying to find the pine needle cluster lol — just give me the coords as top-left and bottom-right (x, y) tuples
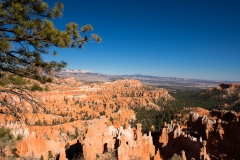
(0, 0), (101, 120)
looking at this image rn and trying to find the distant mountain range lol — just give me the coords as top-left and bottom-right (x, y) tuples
(62, 69), (92, 73)
(58, 70), (240, 89)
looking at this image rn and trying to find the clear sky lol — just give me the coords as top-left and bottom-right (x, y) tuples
(44, 0), (240, 81)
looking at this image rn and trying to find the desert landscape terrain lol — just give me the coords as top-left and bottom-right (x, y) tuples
(0, 76), (240, 160)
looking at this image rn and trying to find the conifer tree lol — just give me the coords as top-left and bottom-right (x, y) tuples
(0, 0), (101, 120)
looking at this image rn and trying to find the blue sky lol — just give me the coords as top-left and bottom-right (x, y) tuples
(45, 0), (240, 81)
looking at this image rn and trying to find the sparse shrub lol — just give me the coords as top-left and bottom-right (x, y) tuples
(45, 109), (51, 114)
(0, 74), (27, 87)
(30, 83), (44, 91)
(72, 154), (85, 160)
(69, 117), (75, 122)
(44, 85), (50, 91)
(25, 118), (30, 125)
(129, 119), (137, 128)
(99, 111), (105, 116)
(65, 143), (70, 150)
(74, 127), (79, 139)
(51, 120), (55, 125)
(16, 134), (23, 141)
(43, 120), (47, 126)
(0, 127), (22, 158)
(35, 120), (42, 126)
(11, 148), (19, 158)
(96, 149), (117, 160)
(170, 153), (183, 160)
(110, 116), (114, 123)
(65, 98), (68, 105)
(81, 112), (92, 120)
(48, 150), (54, 160)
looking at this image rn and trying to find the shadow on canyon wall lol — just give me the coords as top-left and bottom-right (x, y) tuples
(65, 140), (83, 160)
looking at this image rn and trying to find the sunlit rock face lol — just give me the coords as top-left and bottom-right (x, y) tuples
(5, 118), (156, 159)
(117, 123), (155, 160)
(81, 118), (156, 160)
(32, 78), (173, 126)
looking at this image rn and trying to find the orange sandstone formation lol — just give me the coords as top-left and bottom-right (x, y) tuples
(3, 77), (240, 159)
(81, 118), (156, 160)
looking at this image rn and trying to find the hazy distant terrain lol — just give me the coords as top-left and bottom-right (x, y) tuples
(57, 70), (234, 89)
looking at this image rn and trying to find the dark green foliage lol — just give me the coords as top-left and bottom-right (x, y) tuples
(30, 83), (44, 91)
(0, 127), (22, 158)
(40, 155), (44, 160)
(166, 88), (240, 112)
(131, 107), (174, 133)
(232, 103), (240, 112)
(16, 134), (23, 141)
(0, 0), (101, 83)
(29, 83), (49, 92)
(0, 127), (14, 140)
(0, 74), (27, 86)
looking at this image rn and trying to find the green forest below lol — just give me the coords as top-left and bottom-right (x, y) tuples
(132, 87), (240, 133)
